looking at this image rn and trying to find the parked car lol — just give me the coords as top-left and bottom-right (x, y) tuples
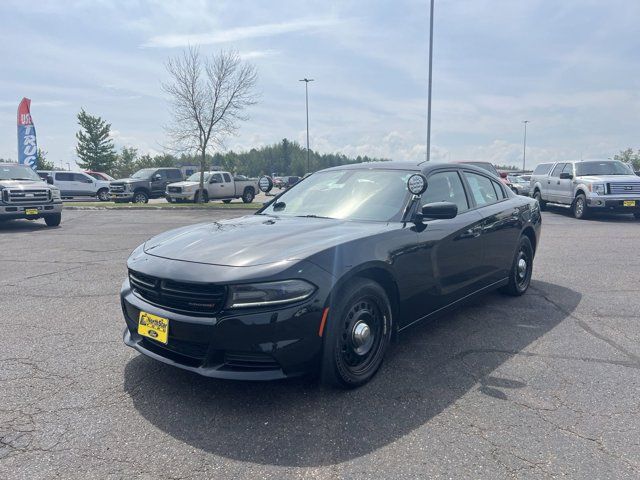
(85, 171), (115, 182)
(456, 161), (515, 192)
(285, 176), (300, 189)
(165, 171), (258, 203)
(530, 160), (640, 219)
(120, 161), (541, 388)
(1, 163), (62, 226)
(38, 170), (111, 201)
(508, 174), (531, 196)
(109, 168), (183, 204)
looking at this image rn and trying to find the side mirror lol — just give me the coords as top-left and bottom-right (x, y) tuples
(153, 174), (162, 181)
(258, 175), (274, 193)
(421, 202), (458, 220)
(559, 172), (573, 180)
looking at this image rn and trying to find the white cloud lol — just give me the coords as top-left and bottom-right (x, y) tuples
(143, 17), (341, 48)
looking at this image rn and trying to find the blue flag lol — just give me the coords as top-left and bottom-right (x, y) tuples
(17, 97), (38, 170)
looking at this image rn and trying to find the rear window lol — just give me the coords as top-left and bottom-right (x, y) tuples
(533, 163), (552, 175)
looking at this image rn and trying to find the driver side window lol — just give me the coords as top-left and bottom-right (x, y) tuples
(422, 171), (469, 213)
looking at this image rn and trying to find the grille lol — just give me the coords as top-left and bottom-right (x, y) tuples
(167, 186), (182, 193)
(608, 182), (640, 195)
(129, 269), (226, 316)
(223, 351), (280, 371)
(4, 189), (51, 204)
(110, 184), (126, 192)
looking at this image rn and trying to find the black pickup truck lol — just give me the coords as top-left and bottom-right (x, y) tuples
(109, 168), (183, 204)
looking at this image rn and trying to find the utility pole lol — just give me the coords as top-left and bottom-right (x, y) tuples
(426, 0), (435, 161)
(299, 78), (314, 173)
(522, 120), (530, 172)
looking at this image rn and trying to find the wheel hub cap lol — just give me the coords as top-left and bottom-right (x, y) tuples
(352, 321), (373, 355)
(518, 258), (527, 278)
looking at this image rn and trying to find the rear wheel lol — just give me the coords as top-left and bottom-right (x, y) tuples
(533, 190), (546, 211)
(573, 193), (590, 219)
(242, 189), (255, 203)
(321, 278), (392, 388)
(44, 213), (61, 227)
(500, 236), (533, 296)
(133, 191), (149, 204)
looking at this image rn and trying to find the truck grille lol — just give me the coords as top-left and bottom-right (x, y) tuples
(608, 182), (640, 195)
(129, 269), (226, 316)
(167, 186), (182, 193)
(3, 189), (51, 204)
(110, 183), (126, 192)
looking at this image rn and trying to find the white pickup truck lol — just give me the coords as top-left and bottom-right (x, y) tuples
(165, 171), (259, 203)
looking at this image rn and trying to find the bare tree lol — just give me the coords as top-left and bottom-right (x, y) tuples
(163, 47), (258, 202)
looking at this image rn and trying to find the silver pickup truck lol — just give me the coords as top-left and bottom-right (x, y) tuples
(165, 171), (258, 203)
(530, 160), (640, 219)
(0, 163), (63, 226)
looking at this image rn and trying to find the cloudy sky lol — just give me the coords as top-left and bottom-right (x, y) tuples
(1, 0), (639, 169)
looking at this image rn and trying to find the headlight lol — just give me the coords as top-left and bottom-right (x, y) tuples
(51, 188), (61, 200)
(184, 185), (194, 192)
(592, 184), (606, 195)
(225, 279), (316, 309)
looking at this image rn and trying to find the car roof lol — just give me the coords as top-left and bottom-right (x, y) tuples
(321, 160), (492, 176)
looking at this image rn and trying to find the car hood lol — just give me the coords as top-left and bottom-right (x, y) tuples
(0, 179), (48, 188)
(112, 178), (143, 184)
(576, 175), (640, 183)
(143, 215), (390, 267)
(167, 181), (199, 188)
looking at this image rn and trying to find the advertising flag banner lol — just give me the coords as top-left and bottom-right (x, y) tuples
(17, 97), (38, 170)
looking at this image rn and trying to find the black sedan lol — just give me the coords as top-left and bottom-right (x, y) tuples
(121, 162), (541, 388)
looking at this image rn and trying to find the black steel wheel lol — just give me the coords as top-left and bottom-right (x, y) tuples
(321, 278), (392, 388)
(242, 189), (255, 203)
(500, 235), (533, 296)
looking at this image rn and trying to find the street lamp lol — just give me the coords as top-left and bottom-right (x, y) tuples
(522, 120), (530, 172)
(426, 0), (435, 161)
(299, 78), (314, 173)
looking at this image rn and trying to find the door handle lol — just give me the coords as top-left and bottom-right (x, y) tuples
(547, 180), (551, 184)
(557, 181), (560, 185)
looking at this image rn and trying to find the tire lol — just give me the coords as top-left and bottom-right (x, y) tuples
(573, 193), (590, 219)
(194, 191), (209, 203)
(44, 213), (61, 227)
(321, 278), (393, 389)
(242, 189), (255, 204)
(533, 190), (546, 211)
(97, 188), (110, 202)
(500, 236), (533, 296)
(166, 197), (174, 203)
(222, 199), (232, 204)
(132, 191), (149, 204)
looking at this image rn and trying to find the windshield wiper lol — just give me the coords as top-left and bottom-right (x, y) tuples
(10, 178), (37, 181)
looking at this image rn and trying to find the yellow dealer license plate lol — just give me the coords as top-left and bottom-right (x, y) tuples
(623, 200), (636, 207)
(25, 208), (38, 215)
(138, 311), (169, 344)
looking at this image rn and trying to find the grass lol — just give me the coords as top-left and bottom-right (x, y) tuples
(65, 201), (261, 210)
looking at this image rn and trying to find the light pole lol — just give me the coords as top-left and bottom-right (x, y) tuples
(426, 0), (435, 161)
(522, 120), (530, 172)
(299, 78), (314, 173)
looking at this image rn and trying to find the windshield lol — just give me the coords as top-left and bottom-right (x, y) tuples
(186, 172), (211, 182)
(462, 162), (499, 176)
(261, 169), (412, 222)
(575, 161), (634, 176)
(0, 165), (42, 181)
(131, 169), (155, 179)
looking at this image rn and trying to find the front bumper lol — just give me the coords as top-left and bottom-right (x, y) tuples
(166, 191), (195, 200)
(0, 201), (62, 219)
(587, 196), (640, 211)
(109, 192), (133, 200)
(121, 279), (326, 380)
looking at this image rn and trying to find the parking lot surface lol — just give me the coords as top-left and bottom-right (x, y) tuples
(1, 208), (639, 479)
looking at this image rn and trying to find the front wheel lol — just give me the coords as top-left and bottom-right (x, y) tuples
(242, 189), (255, 203)
(321, 278), (392, 389)
(500, 235), (533, 296)
(44, 213), (62, 227)
(533, 190), (546, 211)
(132, 191), (149, 204)
(194, 191), (209, 203)
(573, 193), (590, 219)
(97, 188), (110, 202)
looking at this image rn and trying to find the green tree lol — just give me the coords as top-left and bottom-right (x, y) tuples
(113, 147), (138, 178)
(75, 109), (117, 172)
(36, 149), (55, 170)
(613, 148), (640, 171)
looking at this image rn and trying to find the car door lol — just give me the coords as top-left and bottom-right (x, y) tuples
(54, 172), (75, 197)
(547, 163), (565, 203)
(150, 170), (167, 196)
(411, 169), (486, 318)
(208, 173), (232, 198)
(556, 163), (574, 205)
(462, 170), (522, 285)
(74, 172), (96, 196)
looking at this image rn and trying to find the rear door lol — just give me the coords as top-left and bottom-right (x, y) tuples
(462, 170), (522, 285)
(54, 172), (75, 196)
(547, 163), (566, 203)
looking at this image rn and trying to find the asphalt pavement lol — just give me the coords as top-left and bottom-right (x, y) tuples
(0, 208), (639, 479)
